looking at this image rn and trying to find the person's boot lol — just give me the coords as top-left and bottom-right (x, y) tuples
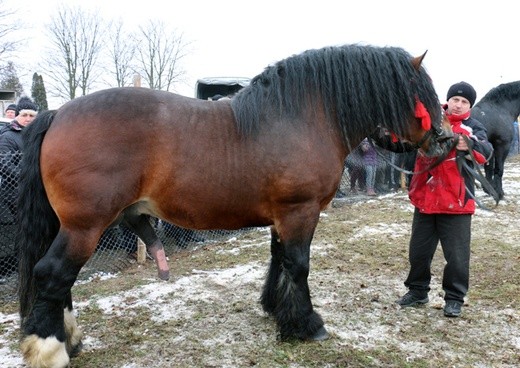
(396, 291), (429, 307)
(335, 189), (347, 198)
(443, 300), (462, 317)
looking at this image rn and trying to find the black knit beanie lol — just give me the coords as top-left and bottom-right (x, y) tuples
(15, 96), (38, 116)
(446, 81), (477, 107)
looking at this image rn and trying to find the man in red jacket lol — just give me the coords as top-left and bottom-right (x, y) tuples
(396, 81), (493, 317)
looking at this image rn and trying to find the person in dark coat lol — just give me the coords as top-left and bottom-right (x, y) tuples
(0, 97), (38, 224)
(0, 97), (38, 153)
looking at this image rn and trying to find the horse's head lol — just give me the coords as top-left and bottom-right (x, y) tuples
(406, 106), (454, 157)
(365, 50), (454, 158)
(373, 111), (453, 158)
(401, 52), (454, 157)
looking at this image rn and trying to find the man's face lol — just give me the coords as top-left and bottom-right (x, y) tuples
(447, 96), (471, 116)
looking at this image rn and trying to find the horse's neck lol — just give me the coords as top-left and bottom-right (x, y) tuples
(476, 101), (519, 121)
(503, 99), (520, 118)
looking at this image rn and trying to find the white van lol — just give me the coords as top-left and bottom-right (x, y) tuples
(195, 77), (250, 100)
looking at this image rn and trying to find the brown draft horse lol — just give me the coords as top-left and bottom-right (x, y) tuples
(17, 44), (452, 367)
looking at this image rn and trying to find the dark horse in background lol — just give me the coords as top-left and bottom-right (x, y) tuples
(17, 44), (452, 368)
(471, 81), (520, 200)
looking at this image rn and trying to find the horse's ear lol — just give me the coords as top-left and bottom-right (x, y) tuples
(411, 50), (428, 71)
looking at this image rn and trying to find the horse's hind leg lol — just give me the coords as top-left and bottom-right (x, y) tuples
(21, 229), (98, 368)
(261, 213), (328, 341)
(261, 227), (283, 315)
(122, 213), (170, 280)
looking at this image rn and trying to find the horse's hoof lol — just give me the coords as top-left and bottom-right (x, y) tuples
(158, 270), (170, 280)
(69, 340), (83, 357)
(308, 326), (329, 341)
(21, 335), (70, 368)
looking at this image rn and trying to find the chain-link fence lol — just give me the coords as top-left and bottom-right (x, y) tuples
(2, 147), (516, 298)
(335, 145), (417, 198)
(0, 151), (21, 291)
(0, 148), (412, 286)
(0, 152), (249, 299)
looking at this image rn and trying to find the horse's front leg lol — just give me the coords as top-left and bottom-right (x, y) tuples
(484, 159), (496, 196)
(21, 230), (95, 368)
(262, 212), (329, 341)
(493, 147), (509, 200)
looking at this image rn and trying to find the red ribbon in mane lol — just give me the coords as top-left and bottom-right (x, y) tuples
(389, 99), (432, 143)
(415, 99), (431, 131)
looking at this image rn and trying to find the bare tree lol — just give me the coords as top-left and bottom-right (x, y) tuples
(0, 1), (21, 57)
(0, 0), (22, 77)
(107, 20), (136, 88)
(134, 20), (188, 91)
(43, 5), (105, 101)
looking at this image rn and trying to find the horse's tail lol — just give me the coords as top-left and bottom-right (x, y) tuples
(18, 110), (60, 321)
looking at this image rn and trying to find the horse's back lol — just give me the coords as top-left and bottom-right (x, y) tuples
(41, 88), (200, 183)
(47, 87), (204, 133)
(38, 87), (344, 231)
(39, 88), (235, 227)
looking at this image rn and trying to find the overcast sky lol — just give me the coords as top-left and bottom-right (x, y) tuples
(6, 0), (520, 108)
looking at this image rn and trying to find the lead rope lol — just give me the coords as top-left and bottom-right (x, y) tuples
(368, 135), (457, 176)
(456, 135), (500, 210)
(369, 134), (499, 210)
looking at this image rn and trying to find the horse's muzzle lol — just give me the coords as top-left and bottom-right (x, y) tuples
(424, 128), (454, 157)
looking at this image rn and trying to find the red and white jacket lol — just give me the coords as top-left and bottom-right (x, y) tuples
(408, 106), (493, 214)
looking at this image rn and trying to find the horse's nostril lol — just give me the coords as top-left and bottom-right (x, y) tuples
(441, 136), (452, 143)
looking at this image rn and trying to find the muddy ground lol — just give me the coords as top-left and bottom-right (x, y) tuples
(1, 157), (519, 367)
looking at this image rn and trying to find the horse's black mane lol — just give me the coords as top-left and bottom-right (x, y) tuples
(475, 81), (520, 105)
(231, 44), (441, 147)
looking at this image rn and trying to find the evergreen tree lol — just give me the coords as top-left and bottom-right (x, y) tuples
(0, 61), (24, 94)
(31, 73), (48, 111)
